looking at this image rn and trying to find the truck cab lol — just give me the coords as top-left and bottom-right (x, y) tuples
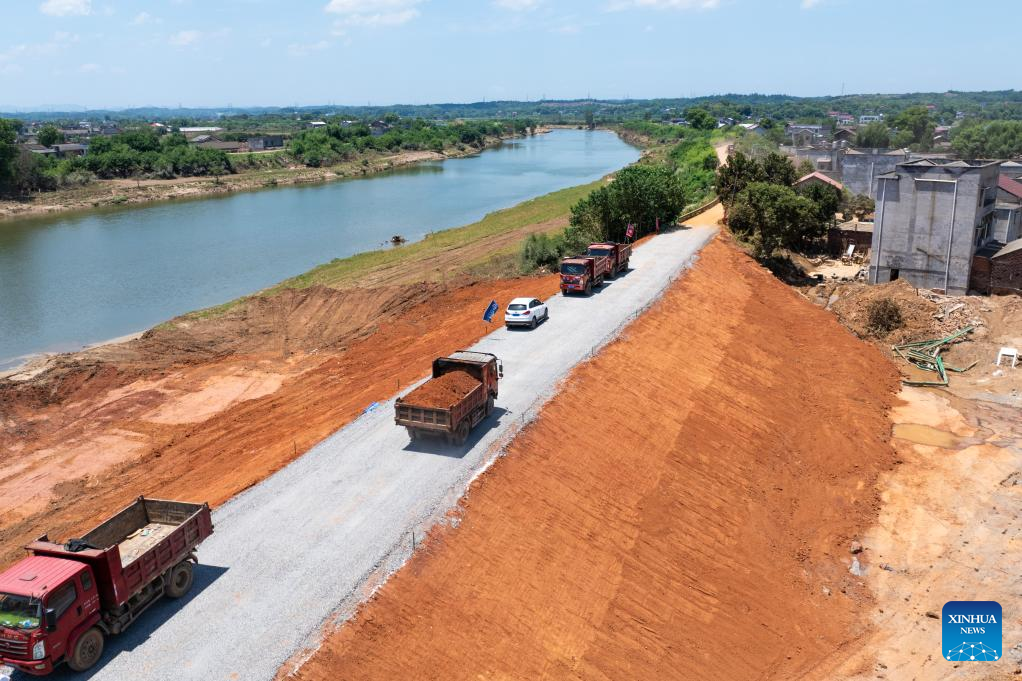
(0, 557), (101, 676)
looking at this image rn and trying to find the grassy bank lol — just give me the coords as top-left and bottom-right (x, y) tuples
(272, 179), (602, 291)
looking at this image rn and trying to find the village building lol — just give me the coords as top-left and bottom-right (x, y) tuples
(248, 135), (284, 151)
(869, 159), (1002, 295)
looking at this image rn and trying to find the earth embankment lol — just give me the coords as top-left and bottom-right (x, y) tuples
(290, 236), (901, 681)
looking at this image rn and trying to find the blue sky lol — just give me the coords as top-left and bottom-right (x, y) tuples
(0, 0), (1013, 110)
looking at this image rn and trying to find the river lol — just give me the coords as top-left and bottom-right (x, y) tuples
(0, 129), (639, 368)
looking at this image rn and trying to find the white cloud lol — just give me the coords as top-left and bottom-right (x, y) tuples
(801, 0), (822, 7)
(169, 29), (201, 46)
(609, 0), (719, 9)
(287, 40), (330, 56)
(131, 11), (160, 25)
(39, 0), (92, 16)
(79, 62), (100, 73)
(326, 0), (421, 32)
(494, 0), (541, 10)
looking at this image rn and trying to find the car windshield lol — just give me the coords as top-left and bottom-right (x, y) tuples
(0, 592), (41, 630)
(560, 263), (586, 275)
(508, 304), (526, 311)
(586, 247), (610, 257)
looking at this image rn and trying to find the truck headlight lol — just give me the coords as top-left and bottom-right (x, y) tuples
(32, 640), (45, 660)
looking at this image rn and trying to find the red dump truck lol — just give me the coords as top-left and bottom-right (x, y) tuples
(0, 497), (213, 676)
(586, 242), (631, 278)
(560, 253), (611, 296)
(395, 351), (503, 445)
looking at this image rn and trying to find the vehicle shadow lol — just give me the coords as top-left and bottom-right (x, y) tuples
(402, 407), (509, 458)
(26, 564), (229, 680)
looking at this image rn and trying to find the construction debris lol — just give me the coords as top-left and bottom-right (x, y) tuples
(892, 327), (977, 387)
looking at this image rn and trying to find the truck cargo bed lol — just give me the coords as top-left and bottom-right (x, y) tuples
(27, 497), (213, 609)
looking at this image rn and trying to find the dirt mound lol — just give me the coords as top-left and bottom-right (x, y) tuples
(826, 279), (949, 344)
(288, 239), (900, 681)
(401, 371), (480, 409)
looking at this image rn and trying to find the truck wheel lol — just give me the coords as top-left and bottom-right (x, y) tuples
(585, 282), (592, 296)
(68, 628), (104, 672)
(455, 422), (470, 446)
(166, 561), (194, 599)
(485, 395), (495, 416)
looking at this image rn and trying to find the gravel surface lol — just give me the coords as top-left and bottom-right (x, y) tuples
(49, 225), (714, 681)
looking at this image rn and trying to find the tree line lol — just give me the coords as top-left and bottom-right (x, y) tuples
(288, 118), (531, 167)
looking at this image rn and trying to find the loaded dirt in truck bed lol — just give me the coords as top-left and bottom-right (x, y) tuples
(402, 371), (480, 410)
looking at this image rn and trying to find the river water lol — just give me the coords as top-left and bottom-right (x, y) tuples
(0, 129), (638, 368)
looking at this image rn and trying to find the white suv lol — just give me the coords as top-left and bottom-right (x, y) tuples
(505, 297), (549, 329)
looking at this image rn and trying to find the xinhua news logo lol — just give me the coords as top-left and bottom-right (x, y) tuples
(943, 601), (1002, 662)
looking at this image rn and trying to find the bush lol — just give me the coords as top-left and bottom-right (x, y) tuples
(866, 298), (903, 338)
(519, 232), (564, 272)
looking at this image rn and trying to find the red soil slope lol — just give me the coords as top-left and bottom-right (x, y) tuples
(289, 238), (901, 681)
(0, 276), (559, 569)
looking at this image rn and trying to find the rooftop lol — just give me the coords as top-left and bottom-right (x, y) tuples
(999, 175), (1022, 200)
(795, 171), (844, 191)
(994, 238), (1022, 259)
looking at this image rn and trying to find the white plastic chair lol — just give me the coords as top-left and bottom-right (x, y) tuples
(996, 347), (1019, 369)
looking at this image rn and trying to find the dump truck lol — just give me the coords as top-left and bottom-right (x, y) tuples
(395, 351), (503, 445)
(0, 497), (213, 676)
(586, 242), (631, 278)
(560, 254), (611, 296)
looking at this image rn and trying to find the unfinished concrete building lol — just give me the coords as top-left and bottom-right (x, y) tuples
(869, 159), (1001, 294)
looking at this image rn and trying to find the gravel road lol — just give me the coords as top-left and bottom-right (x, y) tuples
(49, 224), (715, 681)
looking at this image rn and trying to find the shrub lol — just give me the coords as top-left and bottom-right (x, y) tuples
(519, 232), (564, 272)
(866, 298), (903, 338)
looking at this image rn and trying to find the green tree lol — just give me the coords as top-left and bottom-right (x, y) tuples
(0, 118), (18, 187)
(37, 125), (64, 148)
(566, 164), (686, 244)
(951, 120), (1022, 158)
(584, 106), (596, 130)
(845, 193), (875, 221)
(716, 151), (763, 209)
(760, 152), (797, 186)
(729, 182), (825, 256)
(854, 121), (891, 148)
(796, 158), (816, 178)
(891, 106), (935, 150)
(685, 107), (717, 131)
(798, 181), (842, 226)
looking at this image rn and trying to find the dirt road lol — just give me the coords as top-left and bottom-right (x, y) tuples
(287, 230), (901, 680)
(43, 224), (714, 680)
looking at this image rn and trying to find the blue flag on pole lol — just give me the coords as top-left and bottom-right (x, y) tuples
(483, 300), (499, 323)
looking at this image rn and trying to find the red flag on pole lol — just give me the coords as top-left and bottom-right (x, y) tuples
(625, 223), (635, 239)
